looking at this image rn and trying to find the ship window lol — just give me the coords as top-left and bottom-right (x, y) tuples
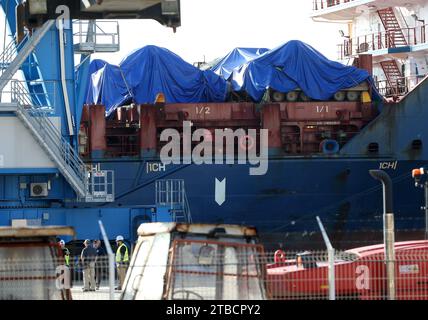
(368, 143), (379, 153)
(412, 139), (423, 150)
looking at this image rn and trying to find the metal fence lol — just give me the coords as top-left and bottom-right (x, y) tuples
(2, 79), (58, 111)
(337, 24), (428, 60)
(266, 249), (428, 300)
(2, 250), (428, 300)
(312, 0), (354, 11)
(0, 256), (117, 300)
(120, 247), (428, 301)
(66, 256), (119, 300)
(0, 257), (66, 300)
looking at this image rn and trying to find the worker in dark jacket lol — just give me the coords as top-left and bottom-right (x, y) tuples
(93, 239), (106, 290)
(115, 235), (129, 290)
(81, 239), (97, 292)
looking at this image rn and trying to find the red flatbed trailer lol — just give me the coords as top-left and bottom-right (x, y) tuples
(266, 241), (428, 300)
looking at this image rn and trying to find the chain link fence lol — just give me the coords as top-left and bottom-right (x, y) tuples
(0, 257), (70, 300)
(0, 256), (118, 300)
(267, 247), (428, 300)
(1, 248), (428, 300)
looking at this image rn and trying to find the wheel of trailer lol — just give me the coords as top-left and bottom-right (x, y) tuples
(346, 91), (360, 102)
(272, 90), (285, 102)
(299, 92), (311, 102)
(286, 91), (299, 102)
(334, 91), (346, 101)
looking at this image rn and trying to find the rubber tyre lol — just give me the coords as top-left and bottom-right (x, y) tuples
(346, 91), (360, 101)
(272, 91), (285, 102)
(334, 91), (346, 101)
(286, 91), (299, 102)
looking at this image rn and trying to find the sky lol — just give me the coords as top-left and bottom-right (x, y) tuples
(92, 0), (344, 65)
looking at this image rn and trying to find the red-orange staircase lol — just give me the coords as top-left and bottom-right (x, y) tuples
(380, 60), (405, 96)
(377, 7), (407, 47)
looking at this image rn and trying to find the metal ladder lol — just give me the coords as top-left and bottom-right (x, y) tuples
(377, 8), (408, 48)
(380, 60), (407, 96)
(155, 179), (192, 223)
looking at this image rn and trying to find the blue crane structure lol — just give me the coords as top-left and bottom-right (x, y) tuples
(0, 0), (188, 244)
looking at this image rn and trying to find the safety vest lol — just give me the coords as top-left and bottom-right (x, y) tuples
(63, 248), (70, 267)
(116, 243), (129, 264)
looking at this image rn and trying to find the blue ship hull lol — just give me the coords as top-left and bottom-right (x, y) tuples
(0, 157), (424, 250)
(94, 157), (425, 248)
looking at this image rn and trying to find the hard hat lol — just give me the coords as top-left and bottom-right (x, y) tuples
(59, 240), (65, 245)
(116, 235), (124, 242)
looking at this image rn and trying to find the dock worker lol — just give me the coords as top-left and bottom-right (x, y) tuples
(58, 239), (72, 297)
(115, 235), (129, 290)
(59, 239), (70, 267)
(81, 239), (97, 292)
(93, 239), (106, 290)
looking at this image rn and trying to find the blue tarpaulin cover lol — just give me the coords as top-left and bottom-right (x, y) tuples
(84, 59), (107, 104)
(85, 41), (377, 116)
(86, 62), (133, 115)
(211, 47), (269, 80)
(88, 59), (108, 75)
(86, 45), (228, 115)
(230, 40), (372, 102)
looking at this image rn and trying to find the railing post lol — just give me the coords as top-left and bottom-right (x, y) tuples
(424, 181), (428, 240)
(316, 216), (335, 300)
(93, 21), (97, 45)
(377, 32), (381, 50)
(79, 20), (82, 46)
(369, 170), (395, 301)
(98, 220), (115, 300)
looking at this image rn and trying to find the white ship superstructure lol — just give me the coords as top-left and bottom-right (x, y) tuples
(312, 0), (428, 99)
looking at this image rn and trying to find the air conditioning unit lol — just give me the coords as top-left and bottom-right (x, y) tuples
(30, 183), (48, 197)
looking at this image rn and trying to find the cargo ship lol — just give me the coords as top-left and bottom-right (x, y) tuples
(0, 0), (427, 251)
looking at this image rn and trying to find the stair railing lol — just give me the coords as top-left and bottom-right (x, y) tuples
(155, 179), (192, 223)
(11, 80), (87, 196)
(0, 34), (29, 71)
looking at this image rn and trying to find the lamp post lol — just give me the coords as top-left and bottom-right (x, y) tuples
(369, 169), (395, 300)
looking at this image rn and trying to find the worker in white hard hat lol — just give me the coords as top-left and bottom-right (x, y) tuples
(115, 235), (129, 290)
(58, 239), (72, 298)
(59, 239), (70, 267)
